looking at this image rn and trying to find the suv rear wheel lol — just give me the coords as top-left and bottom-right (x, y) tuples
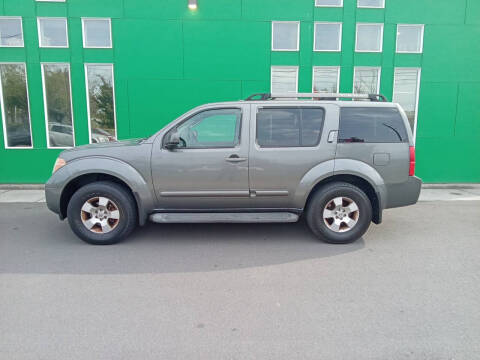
(67, 181), (137, 245)
(306, 182), (372, 244)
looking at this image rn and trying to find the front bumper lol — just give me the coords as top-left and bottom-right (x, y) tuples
(45, 181), (63, 217)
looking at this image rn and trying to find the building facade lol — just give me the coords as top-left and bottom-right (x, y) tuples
(0, 0), (479, 183)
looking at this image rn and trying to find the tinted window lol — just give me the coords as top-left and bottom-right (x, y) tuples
(339, 107), (408, 143)
(257, 107), (325, 147)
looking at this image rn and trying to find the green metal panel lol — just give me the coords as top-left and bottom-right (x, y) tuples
(0, 0), (479, 183)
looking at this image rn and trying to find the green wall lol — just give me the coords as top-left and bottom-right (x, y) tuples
(0, 0), (479, 183)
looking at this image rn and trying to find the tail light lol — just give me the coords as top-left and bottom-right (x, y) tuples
(409, 146), (415, 176)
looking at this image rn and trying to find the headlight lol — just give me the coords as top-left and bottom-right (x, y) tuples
(52, 158), (66, 174)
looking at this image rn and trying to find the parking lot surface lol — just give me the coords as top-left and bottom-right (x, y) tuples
(1, 201), (479, 359)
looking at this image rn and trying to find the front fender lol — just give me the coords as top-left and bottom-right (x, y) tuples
(45, 156), (155, 225)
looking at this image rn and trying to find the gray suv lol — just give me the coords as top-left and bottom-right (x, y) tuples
(45, 93), (422, 245)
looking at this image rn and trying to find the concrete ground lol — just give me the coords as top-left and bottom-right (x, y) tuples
(0, 191), (479, 359)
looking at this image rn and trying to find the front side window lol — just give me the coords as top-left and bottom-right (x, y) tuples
(0, 63), (32, 148)
(356, 23), (383, 52)
(167, 108), (242, 149)
(357, 0), (385, 8)
(271, 21), (299, 51)
(271, 66), (298, 94)
(353, 67), (380, 94)
(42, 63), (74, 148)
(314, 22), (342, 51)
(257, 107), (325, 148)
(0, 17), (24, 47)
(313, 67), (340, 93)
(85, 64), (117, 143)
(396, 25), (424, 53)
(315, 0), (343, 7)
(339, 107), (408, 143)
(82, 18), (112, 48)
(38, 18), (68, 48)
(393, 68), (421, 134)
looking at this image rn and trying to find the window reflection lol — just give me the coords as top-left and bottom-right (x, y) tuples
(0, 18), (24, 47)
(85, 64), (116, 143)
(353, 67), (380, 95)
(393, 68), (421, 133)
(0, 63), (32, 147)
(42, 63), (74, 148)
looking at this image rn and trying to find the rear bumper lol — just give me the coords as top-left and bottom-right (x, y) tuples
(385, 176), (422, 209)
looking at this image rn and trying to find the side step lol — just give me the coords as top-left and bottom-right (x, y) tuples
(149, 212), (299, 224)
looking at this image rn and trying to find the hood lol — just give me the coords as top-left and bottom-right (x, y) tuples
(59, 138), (146, 161)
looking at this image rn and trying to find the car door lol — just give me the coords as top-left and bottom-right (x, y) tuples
(248, 103), (338, 209)
(151, 104), (251, 209)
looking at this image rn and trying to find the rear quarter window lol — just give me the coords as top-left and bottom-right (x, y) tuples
(339, 107), (408, 143)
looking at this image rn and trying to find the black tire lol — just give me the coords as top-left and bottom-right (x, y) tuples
(67, 181), (137, 245)
(306, 182), (372, 244)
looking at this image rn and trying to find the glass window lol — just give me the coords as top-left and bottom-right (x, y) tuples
(271, 22), (299, 51)
(339, 107), (408, 143)
(357, 0), (384, 8)
(82, 18), (112, 48)
(0, 63), (32, 148)
(393, 68), (421, 134)
(0, 18), (24, 47)
(271, 66), (298, 94)
(356, 23), (383, 52)
(42, 63), (74, 148)
(38, 18), (68, 48)
(257, 107), (325, 147)
(168, 109), (242, 149)
(396, 25), (424, 53)
(314, 22), (342, 51)
(353, 67), (380, 94)
(313, 67), (340, 93)
(315, 0), (343, 7)
(85, 64), (117, 143)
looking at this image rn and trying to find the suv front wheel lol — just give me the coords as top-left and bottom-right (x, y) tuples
(67, 181), (137, 245)
(306, 182), (372, 244)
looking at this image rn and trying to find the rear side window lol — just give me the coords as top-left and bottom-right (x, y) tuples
(339, 107), (408, 143)
(257, 107), (325, 147)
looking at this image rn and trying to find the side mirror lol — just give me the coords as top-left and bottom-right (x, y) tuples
(165, 133), (181, 150)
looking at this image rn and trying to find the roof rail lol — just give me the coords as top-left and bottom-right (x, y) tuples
(245, 93), (388, 102)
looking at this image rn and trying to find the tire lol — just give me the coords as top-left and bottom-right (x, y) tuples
(67, 181), (137, 245)
(306, 182), (372, 244)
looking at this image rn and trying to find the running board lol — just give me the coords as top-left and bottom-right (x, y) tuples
(149, 212), (299, 224)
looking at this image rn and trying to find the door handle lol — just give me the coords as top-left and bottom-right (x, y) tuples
(226, 154), (247, 163)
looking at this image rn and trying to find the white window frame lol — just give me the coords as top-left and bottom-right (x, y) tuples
(357, 0), (385, 8)
(37, 17), (69, 48)
(313, 22), (343, 52)
(84, 63), (118, 144)
(41, 62), (75, 149)
(353, 67), (381, 94)
(355, 23), (384, 53)
(312, 66), (340, 93)
(315, 0), (343, 7)
(270, 66), (299, 94)
(81, 18), (113, 49)
(36, 0), (66, 2)
(0, 17), (24, 48)
(393, 67), (422, 142)
(0, 62), (33, 149)
(271, 21), (300, 52)
(396, 24), (424, 54)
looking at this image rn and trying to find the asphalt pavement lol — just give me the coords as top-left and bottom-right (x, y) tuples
(0, 200), (479, 359)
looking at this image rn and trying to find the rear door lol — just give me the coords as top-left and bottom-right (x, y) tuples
(248, 103), (338, 209)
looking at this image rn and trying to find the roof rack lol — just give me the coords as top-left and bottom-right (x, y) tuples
(245, 93), (388, 102)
